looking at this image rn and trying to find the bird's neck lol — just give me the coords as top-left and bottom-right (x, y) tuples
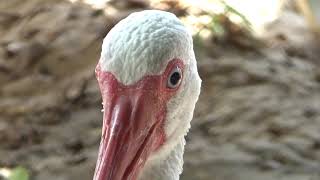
(138, 136), (186, 180)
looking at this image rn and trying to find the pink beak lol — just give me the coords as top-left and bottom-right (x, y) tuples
(93, 65), (170, 180)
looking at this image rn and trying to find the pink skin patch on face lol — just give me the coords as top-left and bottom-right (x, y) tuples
(93, 59), (184, 180)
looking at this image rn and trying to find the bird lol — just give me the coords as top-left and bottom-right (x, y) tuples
(93, 10), (201, 180)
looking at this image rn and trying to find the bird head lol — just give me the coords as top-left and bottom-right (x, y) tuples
(94, 10), (201, 180)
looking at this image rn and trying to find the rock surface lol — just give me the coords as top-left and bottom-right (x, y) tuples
(0, 0), (320, 180)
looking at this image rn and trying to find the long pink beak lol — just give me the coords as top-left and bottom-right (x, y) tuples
(93, 65), (169, 180)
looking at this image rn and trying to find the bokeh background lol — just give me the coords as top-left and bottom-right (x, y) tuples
(1, 0), (320, 180)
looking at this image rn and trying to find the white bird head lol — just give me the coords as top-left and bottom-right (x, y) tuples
(94, 10), (201, 180)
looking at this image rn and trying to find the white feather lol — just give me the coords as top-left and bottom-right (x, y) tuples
(100, 10), (201, 180)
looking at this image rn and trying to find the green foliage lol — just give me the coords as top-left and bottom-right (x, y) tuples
(192, 0), (252, 44)
(210, 15), (226, 36)
(221, 1), (252, 29)
(9, 167), (29, 180)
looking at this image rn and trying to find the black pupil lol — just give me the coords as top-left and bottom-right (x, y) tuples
(170, 72), (181, 86)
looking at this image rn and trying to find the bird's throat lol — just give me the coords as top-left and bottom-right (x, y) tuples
(138, 136), (186, 180)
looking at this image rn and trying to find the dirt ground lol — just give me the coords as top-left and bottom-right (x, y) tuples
(1, 0), (320, 180)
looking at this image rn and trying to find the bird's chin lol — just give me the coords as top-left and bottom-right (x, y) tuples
(93, 115), (165, 180)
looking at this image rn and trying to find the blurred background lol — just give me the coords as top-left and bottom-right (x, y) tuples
(0, 0), (320, 180)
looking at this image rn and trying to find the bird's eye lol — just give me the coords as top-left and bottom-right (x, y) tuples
(167, 66), (182, 89)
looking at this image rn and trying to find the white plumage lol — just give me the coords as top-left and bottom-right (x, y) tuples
(96, 10), (201, 180)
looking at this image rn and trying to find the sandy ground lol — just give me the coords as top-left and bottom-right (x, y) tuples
(1, 0), (320, 180)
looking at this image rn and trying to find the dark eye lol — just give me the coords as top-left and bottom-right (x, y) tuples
(167, 66), (182, 89)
